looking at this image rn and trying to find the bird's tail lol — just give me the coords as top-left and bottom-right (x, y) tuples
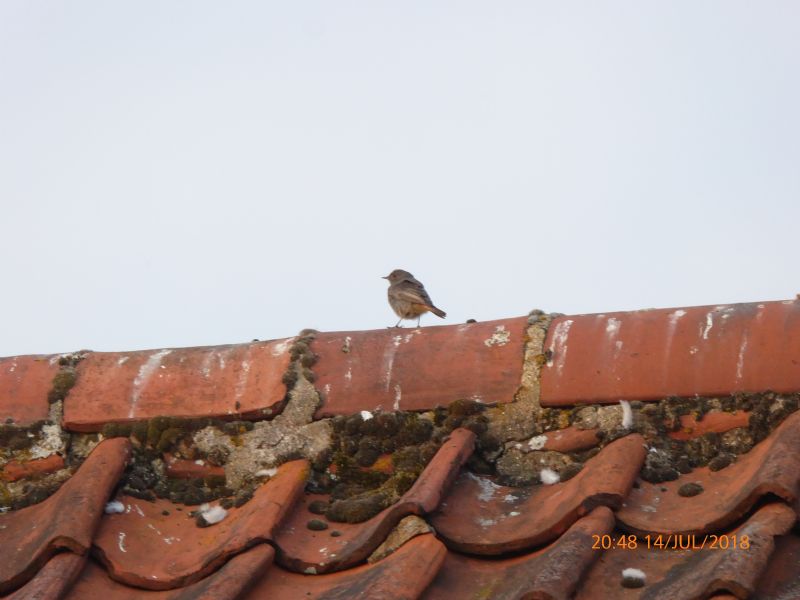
(429, 306), (446, 318)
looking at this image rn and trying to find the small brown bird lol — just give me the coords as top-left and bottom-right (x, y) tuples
(383, 269), (446, 327)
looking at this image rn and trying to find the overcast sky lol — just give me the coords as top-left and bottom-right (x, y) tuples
(1, 2), (798, 357)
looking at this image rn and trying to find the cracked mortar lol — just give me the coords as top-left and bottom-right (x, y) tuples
(193, 370), (331, 490)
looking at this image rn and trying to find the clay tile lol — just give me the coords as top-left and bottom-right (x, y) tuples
(0, 438), (131, 594)
(578, 503), (796, 599)
(541, 300), (800, 406)
(618, 410), (800, 536)
(162, 454), (225, 480)
(66, 544), (275, 600)
(63, 339), (293, 432)
(92, 459), (308, 590)
(668, 410), (750, 441)
(310, 317), (528, 417)
(423, 506), (615, 600)
(541, 425), (601, 452)
(0, 354), (62, 425)
(430, 434), (645, 555)
(4, 552), (86, 600)
(1, 454), (65, 482)
(275, 428), (475, 574)
(752, 533), (800, 599)
(246, 533), (446, 600)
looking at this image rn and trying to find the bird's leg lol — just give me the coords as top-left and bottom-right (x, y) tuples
(416, 316), (421, 328)
(394, 317), (403, 328)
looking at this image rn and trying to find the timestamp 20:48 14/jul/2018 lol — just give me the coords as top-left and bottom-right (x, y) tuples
(591, 533), (749, 551)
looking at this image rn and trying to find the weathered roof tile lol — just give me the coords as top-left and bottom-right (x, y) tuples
(0, 438), (130, 594)
(541, 300), (800, 405)
(0, 355), (61, 426)
(431, 434), (645, 555)
(92, 460), (307, 590)
(618, 410), (800, 535)
(63, 340), (293, 432)
(311, 318), (527, 417)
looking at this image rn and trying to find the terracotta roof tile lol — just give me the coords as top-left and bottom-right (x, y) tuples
(66, 545), (274, 600)
(541, 425), (601, 452)
(248, 533), (446, 599)
(4, 552), (86, 600)
(274, 428), (474, 574)
(577, 503), (796, 599)
(311, 318), (527, 417)
(0, 355), (61, 425)
(541, 300), (800, 405)
(63, 340), (292, 432)
(0, 438), (130, 594)
(617, 410), (800, 535)
(1, 454), (65, 482)
(423, 507), (614, 600)
(431, 434), (645, 555)
(667, 410), (750, 441)
(752, 533), (800, 599)
(2, 298), (800, 598)
(93, 460), (307, 590)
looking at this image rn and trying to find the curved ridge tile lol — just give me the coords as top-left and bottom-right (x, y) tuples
(431, 434), (645, 555)
(422, 507), (614, 600)
(0, 438), (131, 594)
(541, 300), (800, 406)
(0, 354), (62, 425)
(618, 411), (800, 536)
(311, 317), (528, 417)
(5, 552), (86, 600)
(63, 339), (293, 432)
(93, 459), (308, 590)
(577, 503), (796, 600)
(248, 533), (446, 600)
(275, 428), (475, 574)
(752, 533), (800, 599)
(66, 544), (274, 600)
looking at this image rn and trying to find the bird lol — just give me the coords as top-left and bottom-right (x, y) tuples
(383, 269), (446, 327)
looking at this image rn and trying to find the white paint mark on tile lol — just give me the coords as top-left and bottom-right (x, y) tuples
(701, 311), (714, 340)
(344, 368), (352, 382)
(118, 532), (127, 553)
(117, 356), (129, 366)
(360, 410), (373, 421)
(381, 336), (402, 391)
(736, 334), (749, 381)
(605, 318), (621, 337)
(547, 319), (574, 374)
(471, 473), (501, 502)
(234, 356), (252, 405)
(271, 338), (294, 357)
(129, 349), (172, 418)
(484, 325), (510, 347)
(393, 384), (402, 410)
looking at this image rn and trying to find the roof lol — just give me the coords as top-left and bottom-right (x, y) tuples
(1, 299), (800, 599)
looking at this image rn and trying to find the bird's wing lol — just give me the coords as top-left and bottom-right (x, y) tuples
(394, 280), (434, 306)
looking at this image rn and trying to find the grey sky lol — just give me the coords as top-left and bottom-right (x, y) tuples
(1, 2), (798, 357)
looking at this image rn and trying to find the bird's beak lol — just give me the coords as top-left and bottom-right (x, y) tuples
(381, 276), (389, 279)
